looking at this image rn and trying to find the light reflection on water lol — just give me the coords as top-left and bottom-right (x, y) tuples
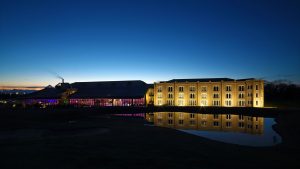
(145, 112), (281, 147)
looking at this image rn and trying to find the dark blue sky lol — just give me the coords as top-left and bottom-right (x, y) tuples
(1, 0), (299, 86)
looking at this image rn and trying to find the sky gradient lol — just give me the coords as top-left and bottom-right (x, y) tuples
(1, 0), (300, 86)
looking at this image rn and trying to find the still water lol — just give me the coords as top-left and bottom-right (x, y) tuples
(144, 112), (281, 147)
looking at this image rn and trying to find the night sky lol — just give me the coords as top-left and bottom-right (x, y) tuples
(1, 0), (299, 86)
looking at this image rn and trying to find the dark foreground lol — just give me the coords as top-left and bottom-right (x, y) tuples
(0, 108), (300, 169)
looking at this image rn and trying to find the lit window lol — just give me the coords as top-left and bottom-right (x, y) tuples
(178, 93), (184, 99)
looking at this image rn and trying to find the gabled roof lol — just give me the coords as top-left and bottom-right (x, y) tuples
(69, 80), (148, 99)
(24, 87), (62, 99)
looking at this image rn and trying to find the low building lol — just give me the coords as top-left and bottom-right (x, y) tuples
(24, 80), (152, 107)
(154, 78), (264, 107)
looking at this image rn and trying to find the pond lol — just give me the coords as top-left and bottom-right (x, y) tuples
(144, 112), (281, 147)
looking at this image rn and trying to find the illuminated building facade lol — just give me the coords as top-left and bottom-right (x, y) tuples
(154, 78), (264, 107)
(25, 80), (152, 107)
(146, 112), (264, 134)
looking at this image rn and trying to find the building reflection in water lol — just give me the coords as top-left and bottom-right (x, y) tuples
(145, 112), (264, 135)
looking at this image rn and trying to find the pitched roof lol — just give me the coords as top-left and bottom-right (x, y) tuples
(24, 87), (62, 99)
(69, 80), (148, 99)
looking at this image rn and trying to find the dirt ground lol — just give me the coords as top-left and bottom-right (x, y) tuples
(0, 109), (299, 169)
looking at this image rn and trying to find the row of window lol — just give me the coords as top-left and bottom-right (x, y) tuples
(158, 99), (260, 106)
(158, 93), (259, 99)
(158, 85), (260, 92)
(158, 113), (259, 122)
(162, 120), (259, 129)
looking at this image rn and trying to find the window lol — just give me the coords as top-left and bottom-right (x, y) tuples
(238, 100), (245, 106)
(239, 93), (244, 99)
(189, 100), (197, 106)
(238, 85), (245, 91)
(248, 93), (252, 97)
(213, 94), (219, 98)
(226, 122), (231, 127)
(189, 86), (195, 92)
(239, 115), (244, 120)
(201, 94), (207, 99)
(167, 100), (173, 106)
(179, 86), (184, 92)
(225, 100), (231, 106)
(256, 101), (258, 106)
(190, 120), (196, 125)
(178, 93), (184, 99)
(168, 93), (173, 98)
(256, 125), (258, 129)
(157, 86), (162, 92)
(238, 122), (244, 128)
(157, 93), (162, 98)
(168, 86), (173, 92)
(226, 93), (231, 99)
(200, 100), (207, 106)
(226, 85), (232, 91)
(190, 113), (195, 119)
(201, 86), (207, 92)
(226, 114), (231, 119)
(255, 117), (258, 121)
(213, 114), (219, 119)
(256, 93), (259, 98)
(213, 86), (219, 91)
(179, 119), (184, 125)
(157, 100), (162, 105)
(190, 93), (195, 99)
(248, 85), (253, 90)
(201, 121), (207, 126)
(178, 100), (184, 106)
(213, 121), (219, 126)
(256, 84), (259, 90)
(168, 119), (173, 125)
(213, 100), (220, 106)
(179, 113), (184, 119)
(168, 113), (173, 118)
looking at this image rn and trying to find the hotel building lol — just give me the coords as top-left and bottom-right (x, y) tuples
(23, 78), (263, 107)
(154, 78), (264, 107)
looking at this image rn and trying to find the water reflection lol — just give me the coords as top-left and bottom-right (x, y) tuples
(145, 112), (281, 147)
